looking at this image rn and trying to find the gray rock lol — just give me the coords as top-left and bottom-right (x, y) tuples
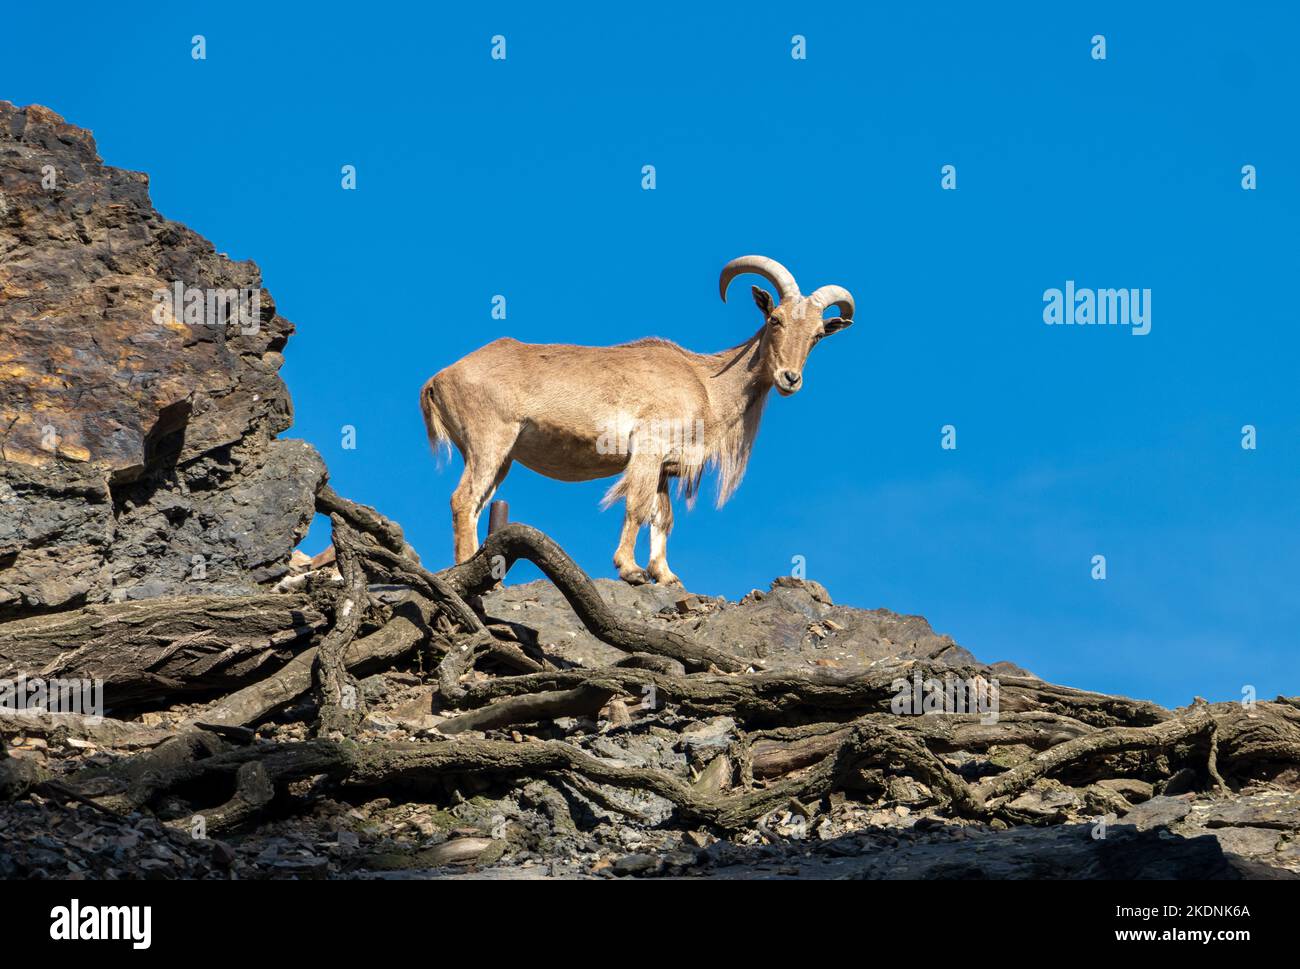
(1121, 795), (1195, 831)
(0, 103), (325, 617)
(1095, 778), (1155, 803)
(612, 853), (663, 877)
(0, 463), (113, 613)
(1202, 826), (1284, 861)
(1195, 791), (1300, 830)
(483, 577), (991, 672)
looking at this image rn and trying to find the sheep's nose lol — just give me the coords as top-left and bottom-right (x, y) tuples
(780, 370), (802, 388)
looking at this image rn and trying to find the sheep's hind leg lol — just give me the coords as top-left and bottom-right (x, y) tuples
(450, 432), (517, 564)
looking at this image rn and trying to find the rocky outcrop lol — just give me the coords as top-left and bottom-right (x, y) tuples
(0, 103), (324, 616)
(481, 576), (1021, 673)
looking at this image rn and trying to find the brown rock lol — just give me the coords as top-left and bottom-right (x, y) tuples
(675, 594), (702, 614)
(0, 102), (325, 616)
(1096, 778), (1155, 803)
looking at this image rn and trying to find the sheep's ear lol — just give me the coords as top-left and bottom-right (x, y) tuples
(751, 286), (775, 316)
(822, 316), (853, 335)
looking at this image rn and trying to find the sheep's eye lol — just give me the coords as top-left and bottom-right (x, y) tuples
(768, 316), (782, 327)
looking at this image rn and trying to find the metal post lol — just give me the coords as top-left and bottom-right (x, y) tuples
(487, 499), (509, 535)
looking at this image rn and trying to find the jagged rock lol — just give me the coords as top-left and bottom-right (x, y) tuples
(770, 575), (833, 605)
(0, 462), (113, 613)
(677, 716), (738, 753)
(0, 103), (324, 616)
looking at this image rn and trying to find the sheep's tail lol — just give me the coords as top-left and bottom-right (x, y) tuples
(419, 376), (453, 464)
(599, 476), (629, 511)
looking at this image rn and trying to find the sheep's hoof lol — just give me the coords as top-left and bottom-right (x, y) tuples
(653, 574), (682, 588)
(619, 568), (652, 586)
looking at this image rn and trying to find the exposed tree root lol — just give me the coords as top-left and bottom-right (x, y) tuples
(36, 696), (1300, 837)
(0, 594), (328, 706)
(453, 664), (1164, 730)
(438, 682), (621, 736)
(438, 524), (753, 674)
(5, 507), (1299, 859)
(188, 597), (433, 728)
(967, 704), (1217, 809)
(748, 711), (1096, 780)
(316, 483), (419, 563)
(312, 517), (370, 736)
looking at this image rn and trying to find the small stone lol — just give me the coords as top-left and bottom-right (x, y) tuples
(424, 837), (497, 867)
(1096, 778), (1155, 803)
(675, 595), (702, 614)
(663, 850), (698, 869)
(692, 755), (732, 796)
(612, 853), (663, 877)
(361, 713), (400, 732)
(410, 817), (438, 837)
(1122, 794), (1195, 831)
(210, 841), (236, 867)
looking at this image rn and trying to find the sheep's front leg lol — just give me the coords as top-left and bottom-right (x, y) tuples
(647, 480), (680, 587)
(611, 453), (659, 585)
(612, 512), (649, 585)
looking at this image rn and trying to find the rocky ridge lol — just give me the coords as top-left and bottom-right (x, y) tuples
(0, 102), (323, 617)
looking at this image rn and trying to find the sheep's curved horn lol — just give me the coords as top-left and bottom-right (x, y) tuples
(809, 284), (855, 321)
(719, 255), (800, 306)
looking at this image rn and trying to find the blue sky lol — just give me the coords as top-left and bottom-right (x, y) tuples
(5, 2), (1297, 706)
